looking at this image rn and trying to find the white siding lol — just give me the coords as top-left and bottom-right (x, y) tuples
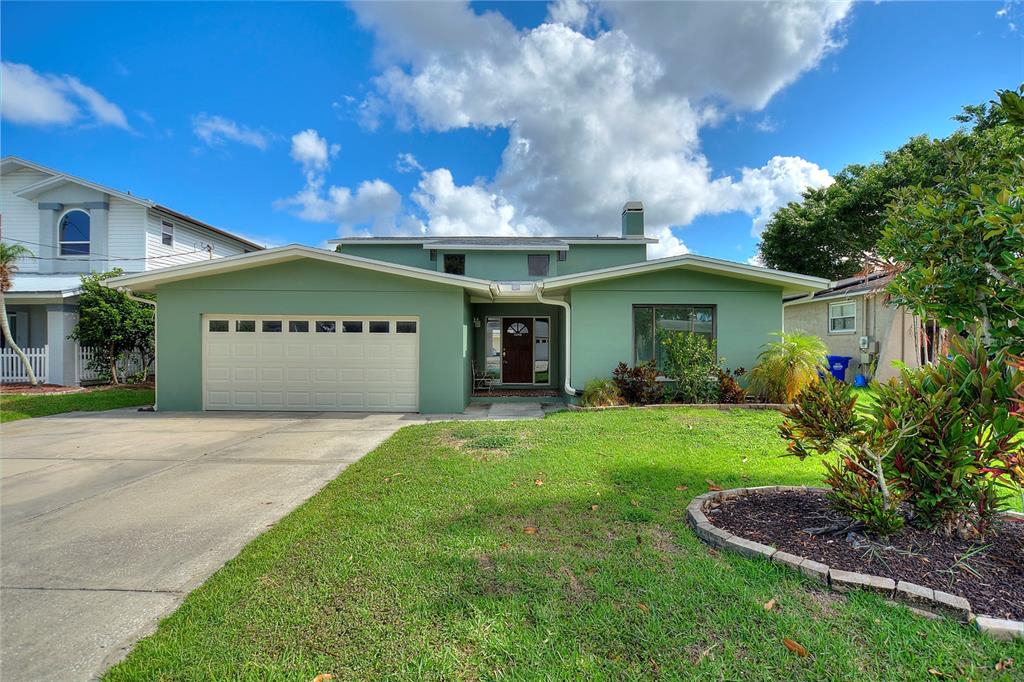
(0, 168), (49, 273)
(107, 198), (148, 272)
(144, 210), (248, 270)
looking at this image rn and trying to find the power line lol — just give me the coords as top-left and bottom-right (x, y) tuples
(2, 236), (207, 261)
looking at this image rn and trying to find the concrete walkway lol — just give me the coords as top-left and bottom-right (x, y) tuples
(0, 403), (548, 680)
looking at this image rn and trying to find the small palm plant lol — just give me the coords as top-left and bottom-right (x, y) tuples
(0, 241), (40, 385)
(748, 331), (827, 403)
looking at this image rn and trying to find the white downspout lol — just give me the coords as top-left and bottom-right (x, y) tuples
(535, 284), (582, 397)
(118, 287), (157, 411)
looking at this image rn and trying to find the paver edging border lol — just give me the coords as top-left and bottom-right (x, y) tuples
(686, 486), (1023, 641)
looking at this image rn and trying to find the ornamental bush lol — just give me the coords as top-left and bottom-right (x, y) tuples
(581, 378), (624, 407)
(658, 330), (721, 404)
(611, 362), (664, 405)
(781, 335), (1024, 538)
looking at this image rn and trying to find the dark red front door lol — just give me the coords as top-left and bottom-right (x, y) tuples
(502, 317), (533, 383)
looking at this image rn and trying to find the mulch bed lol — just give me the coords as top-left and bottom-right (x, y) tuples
(0, 383), (86, 395)
(710, 489), (1024, 621)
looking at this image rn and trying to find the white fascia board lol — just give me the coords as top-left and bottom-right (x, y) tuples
(103, 244), (495, 295)
(539, 253), (831, 295)
(12, 171), (153, 208)
(420, 243), (569, 252)
(328, 238), (426, 245)
(785, 288), (878, 306)
(561, 238), (658, 245)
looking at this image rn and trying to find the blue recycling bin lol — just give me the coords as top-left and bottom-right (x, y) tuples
(825, 355), (853, 382)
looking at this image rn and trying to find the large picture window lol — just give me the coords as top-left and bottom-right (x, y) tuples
(633, 304), (715, 368)
(443, 253), (465, 275)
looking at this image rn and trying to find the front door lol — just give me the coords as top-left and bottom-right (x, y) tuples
(502, 317), (533, 383)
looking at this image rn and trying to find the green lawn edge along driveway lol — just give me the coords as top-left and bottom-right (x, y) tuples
(0, 387), (154, 423)
(105, 408), (1023, 681)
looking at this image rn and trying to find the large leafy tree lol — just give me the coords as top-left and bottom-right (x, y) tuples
(69, 270), (155, 384)
(878, 86), (1024, 355)
(758, 135), (947, 279)
(0, 241), (40, 385)
(757, 90), (1023, 280)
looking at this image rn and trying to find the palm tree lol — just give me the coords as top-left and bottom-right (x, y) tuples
(748, 331), (828, 403)
(0, 241), (40, 385)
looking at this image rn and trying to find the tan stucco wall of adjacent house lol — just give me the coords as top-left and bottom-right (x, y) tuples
(785, 294), (912, 381)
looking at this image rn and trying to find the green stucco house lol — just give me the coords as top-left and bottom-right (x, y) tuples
(107, 202), (829, 413)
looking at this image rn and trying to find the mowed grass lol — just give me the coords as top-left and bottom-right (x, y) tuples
(0, 386), (154, 423)
(106, 408), (1022, 681)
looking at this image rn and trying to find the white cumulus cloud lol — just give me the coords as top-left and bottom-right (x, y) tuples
(1, 61), (130, 130)
(277, 129), (400, 233)
(288, 2), (846, 255)
(192, 113), (272, 150)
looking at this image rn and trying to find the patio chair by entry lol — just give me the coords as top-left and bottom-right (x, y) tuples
(472, 360), (496, 392)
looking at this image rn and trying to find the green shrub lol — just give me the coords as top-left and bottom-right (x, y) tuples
(781, 335), (1024, 538)
(611, 362), (664, 405)
(581, 378), (624, 407)
(871, 336), (1022, 536)
(781, 375), (903, 535)
(717, 368), (747, 404)
(748, 331), (827, 403)
(659, 331), (721, 403)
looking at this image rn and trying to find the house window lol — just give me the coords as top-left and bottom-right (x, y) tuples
(485, 317), (501, 379)
(534, 318), (550, 383)
(528, 254), (550, 276)
(443, 254), (465, 275)
(633, 305), (715, 368)
(161, 221), (174, 247)
(829, 302), (856, 334)
(59, 209), (90, 255)
(557, 250), (567, 262)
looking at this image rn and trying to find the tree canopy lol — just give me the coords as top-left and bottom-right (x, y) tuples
(756, 89), (1024, 280)
(69, 270), (155, 384)
(878, 86), (1024, 355)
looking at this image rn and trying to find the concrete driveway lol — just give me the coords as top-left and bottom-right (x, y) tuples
(0, 408), (424, 680)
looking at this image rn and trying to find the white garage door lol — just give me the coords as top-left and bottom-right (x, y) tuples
(202, 315), (419, 412)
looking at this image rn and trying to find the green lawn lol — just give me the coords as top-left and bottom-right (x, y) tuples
(0, 386), (154, 423)
(106, 408), (1022, 681)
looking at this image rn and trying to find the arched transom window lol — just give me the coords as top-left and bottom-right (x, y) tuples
(59, 209), (91, 255)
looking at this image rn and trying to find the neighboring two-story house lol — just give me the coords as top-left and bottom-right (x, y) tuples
(106, 201), (829, 414)
(0, 156), (262, 385)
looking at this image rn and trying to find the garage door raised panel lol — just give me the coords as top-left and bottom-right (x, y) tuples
(203, 315), (419, 412)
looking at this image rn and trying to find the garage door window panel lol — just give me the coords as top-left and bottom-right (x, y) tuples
(236, 320), (256, 332)
(289, 321), (310, 333)
(209, 320), (229, 332)
(369, 321), (390, 333)
(262, 320), (283, 332)
(342, 321), (363, 333)
(396, 321), (417, 334)
(316, 321), (336, 333)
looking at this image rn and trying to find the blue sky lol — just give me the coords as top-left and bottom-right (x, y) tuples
(2, 1), (1022, 263)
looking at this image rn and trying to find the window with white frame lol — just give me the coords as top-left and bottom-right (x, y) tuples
(161, 221), (174, 247)
(59, 209), (90, 255)
(829, 301), (857, 333)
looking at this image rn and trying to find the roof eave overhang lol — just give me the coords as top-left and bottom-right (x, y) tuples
(538, 254), (831, 297)
(102, 244), (495, 296)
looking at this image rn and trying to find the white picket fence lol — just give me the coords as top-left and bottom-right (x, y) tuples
(0, 346), (48, 384)
(76, 347), (150, 384)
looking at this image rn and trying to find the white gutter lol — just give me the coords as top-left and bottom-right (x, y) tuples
(535, 284), (582, 397)
(118, 287), (158, 411)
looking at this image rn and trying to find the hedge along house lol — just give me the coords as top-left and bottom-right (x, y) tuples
(106, 203), (829, 413)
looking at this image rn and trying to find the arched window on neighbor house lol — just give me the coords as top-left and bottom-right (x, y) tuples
(59, 209), (91, 255)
